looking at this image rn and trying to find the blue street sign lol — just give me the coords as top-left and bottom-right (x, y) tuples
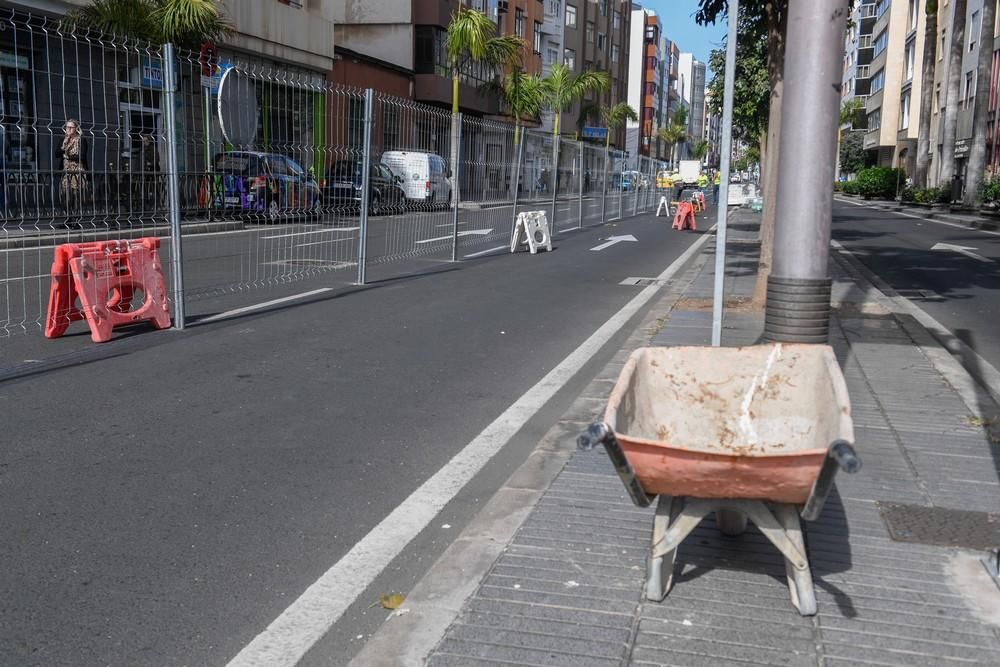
(581, 126), (608, 140)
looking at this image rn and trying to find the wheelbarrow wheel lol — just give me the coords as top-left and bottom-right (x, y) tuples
(716, 509), (748, 536)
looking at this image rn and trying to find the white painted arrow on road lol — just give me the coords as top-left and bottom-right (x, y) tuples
(415, 229), (493, 245)
(590, 234), (638, 251)
(931, 242), (992, 263)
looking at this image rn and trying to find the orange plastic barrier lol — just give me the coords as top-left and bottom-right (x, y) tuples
(672, 202), (697, 231)
(45, 238), (172, 343)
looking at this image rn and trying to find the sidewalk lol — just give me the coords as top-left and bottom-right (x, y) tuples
(350, 209), (1000, 666)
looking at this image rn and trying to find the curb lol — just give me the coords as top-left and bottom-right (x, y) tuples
(346, 228), (715, 667)
(0, 220), (244, 250)
(834, 196), (1000, 232)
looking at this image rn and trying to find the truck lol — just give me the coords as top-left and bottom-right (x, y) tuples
(678, 160), (702, 185)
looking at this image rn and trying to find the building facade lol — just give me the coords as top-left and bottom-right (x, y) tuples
(560, 0), (631, 148)
(626, 6), (665, 159)
(675, 53), (705, 160)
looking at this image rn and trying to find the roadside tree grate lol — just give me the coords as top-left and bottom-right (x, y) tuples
(877, 502), (1000, 550)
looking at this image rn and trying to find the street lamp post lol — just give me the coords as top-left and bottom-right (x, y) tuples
(764, 0), (850, 344)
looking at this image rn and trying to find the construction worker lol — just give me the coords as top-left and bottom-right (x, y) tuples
(696, 172), (709, 190)
(713, 170), (721, 204)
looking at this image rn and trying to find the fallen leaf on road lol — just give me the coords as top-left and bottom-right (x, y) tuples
(380, 593), (406, 609)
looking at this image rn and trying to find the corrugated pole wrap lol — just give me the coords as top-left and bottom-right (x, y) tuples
(712, 0), (739, 346)
(451, 113), (463, 262)
(578, 141), (584, 229)
(510, 133), (525, 241)
(356, 88), (374, 285)
(162, 43), (185, 330)
(550, 135), (560, 233)
(601, 145), (609, 223)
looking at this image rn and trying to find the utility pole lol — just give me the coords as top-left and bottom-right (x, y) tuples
(764, 0), (850, 344)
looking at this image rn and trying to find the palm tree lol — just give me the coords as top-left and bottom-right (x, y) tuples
(540, 63), (610, 138)
(657, 107), (689, 169)
(66, 0), (230, 47)
(445, 8), (524, 206)
(601, 102), (638, 150)
(963, 0), (996, 205)
(914, 0), (938, 188)
(481, 66), (545, 198)
(689, 139), (711, 161)
(839, 98), (865, 129)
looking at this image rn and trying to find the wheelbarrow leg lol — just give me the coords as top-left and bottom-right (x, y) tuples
(775, 503), (817, 616)
(646, 495), (683, 601)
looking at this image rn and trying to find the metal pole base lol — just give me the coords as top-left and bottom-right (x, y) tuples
(763, 275), (832, 343)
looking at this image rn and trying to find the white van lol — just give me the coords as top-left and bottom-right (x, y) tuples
(380, 151), (452, 207)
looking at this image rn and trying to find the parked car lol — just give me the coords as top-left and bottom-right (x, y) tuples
(212, 151), (320, 220)
(323, 160), (406, 214)
(379, 151), (452, 208)
(619, 170), (648, 191)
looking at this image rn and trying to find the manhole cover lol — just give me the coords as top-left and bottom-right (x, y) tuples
(878, 502), (1000, 550)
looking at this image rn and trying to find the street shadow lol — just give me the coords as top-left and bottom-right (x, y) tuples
(945, 328), (1000, 490)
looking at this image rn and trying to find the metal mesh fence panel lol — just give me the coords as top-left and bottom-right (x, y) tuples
(1, 11), (172, 343)
(170, 53), (362, 303)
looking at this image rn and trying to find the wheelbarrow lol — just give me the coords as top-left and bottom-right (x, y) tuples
(578, 344), (861, 616)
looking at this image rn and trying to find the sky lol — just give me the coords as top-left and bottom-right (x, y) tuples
(641, 0), (727, 73)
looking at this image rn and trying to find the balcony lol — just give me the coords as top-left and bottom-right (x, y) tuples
(856, 65), (870, 79)
(545, 0), (561, 18)
(858, 35), (873, 49)
(859, 4), (877, 19)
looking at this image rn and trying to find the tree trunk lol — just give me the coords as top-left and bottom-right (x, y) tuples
(752, 0), (787, 308)
(914, 2), (938, 188)
(939, 0), (968, 188)
(962, 0), (996, 206)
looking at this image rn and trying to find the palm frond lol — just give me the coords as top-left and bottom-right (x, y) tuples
(482, 35), (526, 68)
(602, 102), (638, 128)
(152, 0), (230, 46)
(64, 0), (157, 39)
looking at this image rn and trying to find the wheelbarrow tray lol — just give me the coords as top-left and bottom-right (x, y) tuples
(604, 344), (853, 504)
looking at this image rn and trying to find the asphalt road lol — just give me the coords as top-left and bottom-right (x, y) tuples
(832, 199), (1000, 371)
(0, 200), (706, 666)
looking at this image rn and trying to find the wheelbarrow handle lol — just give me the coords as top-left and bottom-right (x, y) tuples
(578, 422), (654, 508)
(801, 440), (861, 522)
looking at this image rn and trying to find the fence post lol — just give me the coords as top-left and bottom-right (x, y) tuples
(510, 132), (525, 241)
(451, 112), (463, 262)
(618, 153), (624, 220)
(577, 142), (584, 229)
(550, 135), (560, 232)
(601, 146), (609, 224)
(162, 43), (185, 330)
(632, 157), (640, 218)
(357, 88), (374, 285)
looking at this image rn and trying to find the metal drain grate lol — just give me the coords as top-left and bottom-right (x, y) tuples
(877, 502), (1000, 550)
(620, 277), (666, 286)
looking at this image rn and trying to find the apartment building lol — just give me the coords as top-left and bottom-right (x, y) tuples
(560, 0), (631, 148)
(676, 53), (706, 159)
(863, 0), (927, 175)
(842, 0), (879, 105)
(703, 90), (721, 168)
(625, 6), (666, 159)
(538, 0), (566, 133)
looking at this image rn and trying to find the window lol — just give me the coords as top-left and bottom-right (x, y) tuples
(969, 10), (981, 52)
(515, 9), (525, 38)
(868, 108), (882, 131)
(613, 11), (621, 30)
(533, 21), (542, 53)
(599, 0), (607, 17)
(584, 59), (594, 71)
(646, 56), (656, 70)
(940, 29), (946, 60)
(904, 40), (915, 81)
(564, 48), (576, 69)
(612, 44), (619, 63)
(546, 47), (559, 65)
(597, 32), (606, 51)
(870, 68), (885, 93)
(565, 4), (576, 27)
(586, 21), (594, 43)
(644, 25), (656, 43)
(965, 70), (975, 107)
(876, 0), (891, 19)
(900, 90), (911, 129)
(644, 82), (654, 95)
(873, 29), (888, 57)
(909, 0), (919, 31)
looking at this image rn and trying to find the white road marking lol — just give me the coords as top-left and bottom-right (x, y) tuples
(295, 238), (356, 249)
(225, 226), (716, 667)
(835, 197), (1000, 238)
(463, 245), (509, 258)
(930, 242), (993, 263)
(590, 234), (638, 251)
(415, 229), (492, 245)
(198, 288), (333, 324)
(0, 273), (48, 283)
(263, 228), (358, 240)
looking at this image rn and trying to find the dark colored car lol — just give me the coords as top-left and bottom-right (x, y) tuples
(323, 160), (406, 214)
(213, 151), (320, 219)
